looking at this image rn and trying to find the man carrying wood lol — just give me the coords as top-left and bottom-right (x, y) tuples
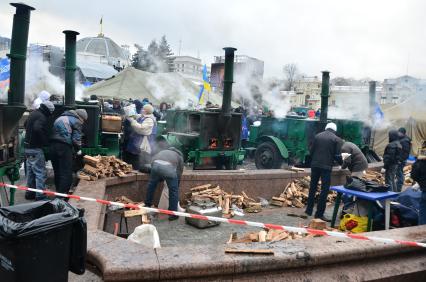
(144, 147), (184, 221)
(305, 122), (342, 222)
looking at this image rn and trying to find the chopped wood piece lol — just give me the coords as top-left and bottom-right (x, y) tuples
(124, 208), (147, 218)
(142, 214), (150, 224)
(308, 218), (327, 230)
(271, 231), (289, 241)
(224, 248), (274, 255)
(83, 155), (101, 167)
(258, 230), (267, 242)
(77, 172), (92, 181)
(249, 232), (259, 242)
(190, 184), (212, 192)
(224, 196), (230, 214)
(290, 166), (305, 172)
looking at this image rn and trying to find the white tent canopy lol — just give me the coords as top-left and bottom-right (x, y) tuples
(373, 93), (426, 156)
(84, 67), (230, 107)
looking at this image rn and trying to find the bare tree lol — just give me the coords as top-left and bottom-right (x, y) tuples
(283, 63), (298, 91)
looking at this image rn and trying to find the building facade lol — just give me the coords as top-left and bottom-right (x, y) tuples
(210, 55), (264, 91)
(172, 55), (205, 84)
(382, 75), (426, 104)
(292, 76), (322, 109)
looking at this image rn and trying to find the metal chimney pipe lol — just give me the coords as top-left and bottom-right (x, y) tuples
(222, 47), (237, 117)
(319, 71), (330, 124)
(63, 30), (79, 108)
(369, 81), (376, 120)
(7, 3), (35, 106)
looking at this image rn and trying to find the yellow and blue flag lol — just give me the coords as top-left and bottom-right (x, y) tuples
(198, 64), (211, 105)
(0, 58), (10, 100)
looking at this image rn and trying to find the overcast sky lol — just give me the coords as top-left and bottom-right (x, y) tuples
(1, 0), (425, 80)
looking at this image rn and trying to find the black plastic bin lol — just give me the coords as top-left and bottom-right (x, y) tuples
(0, 199), (87, 282)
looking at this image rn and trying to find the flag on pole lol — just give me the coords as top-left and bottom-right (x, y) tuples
(373, 103), (384, 125)
(198, 64), (211, 105)
(0, 58), (10, 101)
(100, 17), (103, 24)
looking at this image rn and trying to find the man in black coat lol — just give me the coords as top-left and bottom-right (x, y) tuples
(396, 127), (412, 192)
(383, 130), (402, 192)
(411, 142), (426, 225)
(24, 101), (55, 200)
(306, 122), (342, 221)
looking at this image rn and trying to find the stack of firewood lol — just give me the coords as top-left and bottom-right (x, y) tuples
(77, 155), (133, 181)
(270, 176), (336, 208)
(187, 184), (261, 217)
(227, 219), (339, 243)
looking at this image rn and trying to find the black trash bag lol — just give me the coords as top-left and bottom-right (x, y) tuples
(0, 198), (79, 239)
(344, 176), (390, 193)
(364, 180), (390, 193)
(69, 208), (87, 275)
(344, 176), (367, 192)
(0, 199), (87, 278)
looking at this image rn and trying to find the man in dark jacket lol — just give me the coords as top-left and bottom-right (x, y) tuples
(411, 142), (426, 225)
(306, 122), (342, 221)
(144, 147), (184, 220)
(50, 109), (87, 195)
(341, 141), (368, 177)
(383, 130), (402, 192)
(24, 101), (55, 200)
(396, 127), (412, 192)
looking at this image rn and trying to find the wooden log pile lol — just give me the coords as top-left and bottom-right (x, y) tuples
(270, 176), (336, 208)
(363, 170), (385, 185)
(403, 164), (414, 186)
(364, 166), (413, 186)
(227, 219), (339, 243)
(77, 155), (133, 181)
(187, 184), (261, 218)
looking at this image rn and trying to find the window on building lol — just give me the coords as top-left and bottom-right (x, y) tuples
(389, 87), (393, 91)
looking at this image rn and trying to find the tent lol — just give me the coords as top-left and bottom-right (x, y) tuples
(372, 93), (426, 156)
(84, 67), (230, 107)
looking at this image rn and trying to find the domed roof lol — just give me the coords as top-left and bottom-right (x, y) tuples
(77, 35), (126, 61)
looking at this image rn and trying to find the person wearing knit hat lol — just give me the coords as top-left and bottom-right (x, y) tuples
(396, 127), (412, 192)
(411, 141), (426, 224)
(125, 102), (158, 170)
(31, 90), (51, 110)
(23, 99), (56, 200)
(75, 109), (88, 122)
(50, 108), (87, 195)
(305, 122), (343, 222)
(142, 104), (154, 115)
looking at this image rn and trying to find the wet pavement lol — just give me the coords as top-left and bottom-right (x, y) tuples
(103, 204), (339, 247)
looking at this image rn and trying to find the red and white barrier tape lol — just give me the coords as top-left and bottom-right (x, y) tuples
(1, 182), (425, 248)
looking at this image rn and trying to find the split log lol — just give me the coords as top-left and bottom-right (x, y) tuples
(224, 248), (274, 255)
(258, 230), (267, 242)
(308, 218), (327, 230)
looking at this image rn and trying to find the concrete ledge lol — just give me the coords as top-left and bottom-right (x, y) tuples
(85, 226), (426, 281)
(71, 163), (426, 282)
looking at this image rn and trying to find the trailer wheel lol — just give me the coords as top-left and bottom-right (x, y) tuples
(255, 142), (283, 169)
